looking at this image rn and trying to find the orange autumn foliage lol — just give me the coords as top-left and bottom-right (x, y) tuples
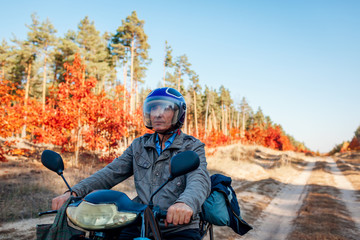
(0, 53), (302, 163)
(348, 137), (360, 151)
(199, 124), (296, 151)
(0, 79), (25, 161)
(0, 79), (24, 137)
(31, 53), (146, 155)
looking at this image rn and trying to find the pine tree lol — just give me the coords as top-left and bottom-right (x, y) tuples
(173, 55), (191, 92)
(219, 85), (233, 135)
(109, 30), (127, 108)
(0, 40), (11, 80)
(254, 107), (266, 129)
(355, 125), (360, 139)
(203, 86), (219, 135)
(188, 71), (201, 137)
(53, 30), (79, 84)
(240, 97), (252, 138)
(163, 41), (173, 86)
(26, 13), (57, 109)
(113, 11), (150, 113)
(76, 16), (112, 94)
(9, 39), (37, 139)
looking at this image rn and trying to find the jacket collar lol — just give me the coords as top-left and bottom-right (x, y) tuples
(144, 133), (157, 149)
(168, 131), (184, 149)
(144, 131), (184, 150)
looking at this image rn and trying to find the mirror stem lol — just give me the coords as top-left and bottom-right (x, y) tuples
(148, 178), (172, 209)
(60, 173), (73, 193)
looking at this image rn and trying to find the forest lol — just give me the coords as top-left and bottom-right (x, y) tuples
(0, 11), (310, 164)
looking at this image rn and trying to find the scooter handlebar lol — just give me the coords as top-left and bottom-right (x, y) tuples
(38, 210), (58, 216)
(153, 206), (167, 220)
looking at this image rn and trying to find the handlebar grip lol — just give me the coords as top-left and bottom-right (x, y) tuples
(153, 206), (167, 220)
(158, 209), (168, 220)
(38, 210), (58, 216)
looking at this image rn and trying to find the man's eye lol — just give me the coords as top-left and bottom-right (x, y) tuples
(151, 106), (160, 111)
(164, 106), (173, 111)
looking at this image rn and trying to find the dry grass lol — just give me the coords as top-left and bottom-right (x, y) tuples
(0, 150), (138, 225)
(0, 140), (117, 214)
(0, 161), (52, 223)
(207, 143), (308, 183)
(0, 154), (101, 224)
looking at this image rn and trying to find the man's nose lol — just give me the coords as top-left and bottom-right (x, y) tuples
(153, 108), (164, 117)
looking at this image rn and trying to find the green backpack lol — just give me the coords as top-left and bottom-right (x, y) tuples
(201, 174), (253, 235)
(36, 197), (85, 240)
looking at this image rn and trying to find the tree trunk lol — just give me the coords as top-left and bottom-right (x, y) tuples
(42, 49), (47, 111)
(188, 118), (192, 135)
(123, 62), (127, 112)
(242, 108), (245, 139)
(224, 106), (228, 135)
(0, 63), (4, 80)
(21, 62), (32, 139)
(212, 108), (217, 130)
(204, 98), (209, 138)
(177, 68), (181, 91)
(25, 62), (31, 102)
(98, 77), (104, 94)
(75, 118), (81, 167)
(74, 67), (86, 166)
(130, 38), (135, 114)
(227, 107), (230, 132)
(229, 107), (231, 134)
(193, 90), (198, 137)
(221, 105), (224, 134)
(236, 110), (240, 128)
(163, 43), (166, 87)
(135, 79), (139, 110)
(208, 116), (212, 133)
(184, 113), (187, 134)
(228, 107), (231, 131)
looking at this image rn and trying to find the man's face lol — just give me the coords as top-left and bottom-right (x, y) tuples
(150, 103), (175, 133)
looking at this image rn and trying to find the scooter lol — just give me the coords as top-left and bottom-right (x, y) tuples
(38, 150), (213, 240)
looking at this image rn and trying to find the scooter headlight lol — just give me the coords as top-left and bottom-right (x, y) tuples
(66, 201), (138, 230)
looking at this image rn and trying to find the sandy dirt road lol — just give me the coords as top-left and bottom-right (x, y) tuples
(240, 156), (359, 240)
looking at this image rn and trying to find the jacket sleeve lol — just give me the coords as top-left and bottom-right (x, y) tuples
(174, 139), (211, 216)
(71, 143), (135, 197)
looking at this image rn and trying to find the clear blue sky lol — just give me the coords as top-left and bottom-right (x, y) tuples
(1, 0), (359, 153)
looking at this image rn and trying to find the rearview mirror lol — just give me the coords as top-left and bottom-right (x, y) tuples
(169, 151), (200, 180)
(41, 150), (64, 175)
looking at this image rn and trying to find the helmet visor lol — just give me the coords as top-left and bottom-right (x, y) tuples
(143, 99), (180, 129)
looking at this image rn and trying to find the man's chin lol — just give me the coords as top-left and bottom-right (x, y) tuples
(154, 129), (168, 133)
(153, 126), (172, 133)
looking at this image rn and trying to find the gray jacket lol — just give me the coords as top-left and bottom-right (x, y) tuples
(72, 132), (211, 233)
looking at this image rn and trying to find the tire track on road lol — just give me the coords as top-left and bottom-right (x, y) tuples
(242, 157), (316, 240)
(327, 157), (360, 231)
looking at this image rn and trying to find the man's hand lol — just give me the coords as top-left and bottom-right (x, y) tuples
(165, 202), (193, 227)
(52, 191), (77, 210)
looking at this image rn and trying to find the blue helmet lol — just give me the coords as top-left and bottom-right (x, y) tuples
(143, 87), (186, 131)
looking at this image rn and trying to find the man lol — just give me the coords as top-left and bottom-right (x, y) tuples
(52, 87), (211, 239)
